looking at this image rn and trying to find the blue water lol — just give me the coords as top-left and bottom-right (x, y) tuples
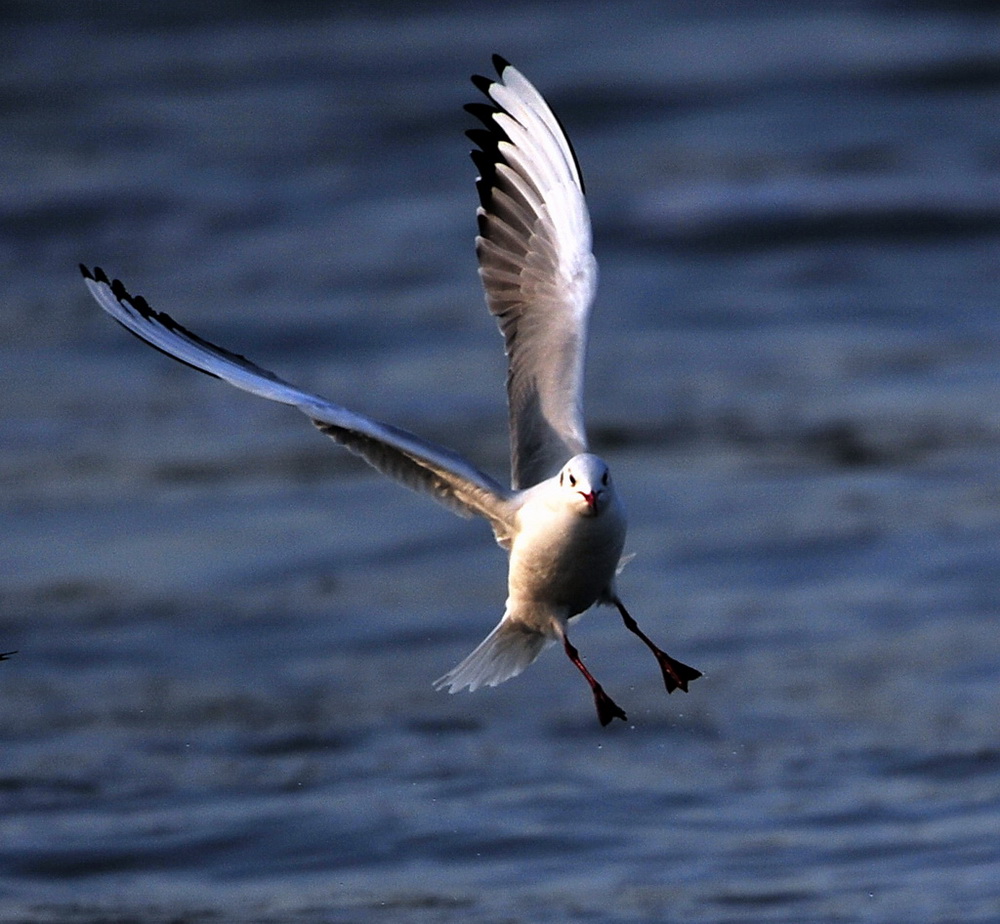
(3, 2), (1000, 921)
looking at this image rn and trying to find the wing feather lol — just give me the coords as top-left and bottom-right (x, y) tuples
(80, 265), (516, 545)
(468, 56), (597, 489)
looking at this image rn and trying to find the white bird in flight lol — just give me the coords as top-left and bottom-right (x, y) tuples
(81, 55), (701, 726)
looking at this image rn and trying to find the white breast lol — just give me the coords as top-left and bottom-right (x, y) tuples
(507, 488), (626, 617)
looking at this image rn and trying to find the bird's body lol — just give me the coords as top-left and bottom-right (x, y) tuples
(508, 458), (625, 620)
(81, 55), (700, 725)
(437, 453), (626, 695)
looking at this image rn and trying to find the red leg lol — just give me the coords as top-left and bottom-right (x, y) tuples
(613, 598), (702, 693)
(560, 633), (627, 726)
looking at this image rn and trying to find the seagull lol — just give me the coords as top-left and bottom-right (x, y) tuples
(80, 55), (701, 726)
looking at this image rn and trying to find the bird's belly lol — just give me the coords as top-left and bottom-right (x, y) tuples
(507, 513), (625, 616)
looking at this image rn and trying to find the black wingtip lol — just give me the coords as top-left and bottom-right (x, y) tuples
(0, 651), (17, 661)
(470, 72), (494, 95)
(467, 60), (521, 214)
(470, 56), (512, 94)
(80, 266), (252, 384)
(464, 102), (500, 131)
(80, 263), (112, 286)
(110, 277), (130, 302)
(84, 265), (153, 320)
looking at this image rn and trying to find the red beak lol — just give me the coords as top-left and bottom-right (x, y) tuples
(580, 490), (598, 511)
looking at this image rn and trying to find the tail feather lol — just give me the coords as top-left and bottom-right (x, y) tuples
(434, 618), (551, 693)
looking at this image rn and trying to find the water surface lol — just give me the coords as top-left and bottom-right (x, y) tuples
(3, 2), (1000, 921)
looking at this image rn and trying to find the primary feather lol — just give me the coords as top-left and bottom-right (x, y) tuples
(469, 55), (597, 489)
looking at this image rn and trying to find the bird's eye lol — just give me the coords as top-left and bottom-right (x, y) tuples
(602, 471), (609, 486)
(568, 473), (577, 487)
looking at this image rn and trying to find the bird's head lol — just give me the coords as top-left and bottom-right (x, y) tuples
(558, 453), (615, 516)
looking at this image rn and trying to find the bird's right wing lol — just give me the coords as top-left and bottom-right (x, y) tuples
(81, 265), (516, 544)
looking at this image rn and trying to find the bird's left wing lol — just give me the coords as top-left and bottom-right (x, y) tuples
(468, 56), (598, 489)
(80, 265), (516, 542)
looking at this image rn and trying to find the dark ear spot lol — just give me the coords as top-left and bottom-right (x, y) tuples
(602, 471), (609, 486)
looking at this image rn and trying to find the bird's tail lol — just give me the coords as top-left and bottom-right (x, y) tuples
(434, 617), (552, 693)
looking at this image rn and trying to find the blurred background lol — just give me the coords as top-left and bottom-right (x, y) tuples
(2, 2), (999, 921)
